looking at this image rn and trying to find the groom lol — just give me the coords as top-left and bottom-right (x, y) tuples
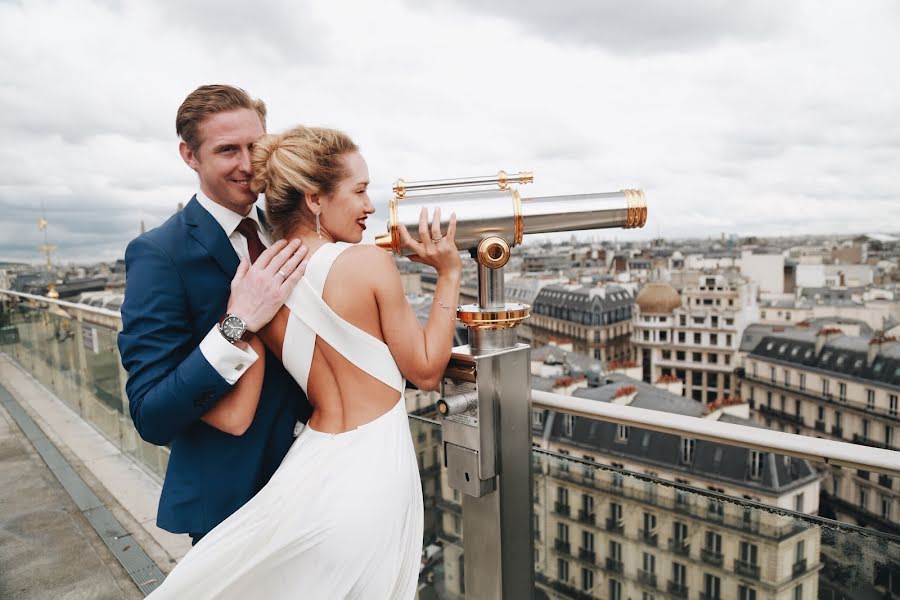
(118, 85), (312, 544)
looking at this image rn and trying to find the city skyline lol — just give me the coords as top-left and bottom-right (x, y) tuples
(2, 0), (900, 263)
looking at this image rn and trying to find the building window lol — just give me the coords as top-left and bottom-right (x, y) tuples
(862, 419), (870, 439)
(608, 578), (621, 600)
(564, 415), (575, 437)
(784, 369), (791, 387)
(532, 410), (544, 428)
(680, 315), (686, 326)
(752, 362), (758, 377)
(582, 528), (595, 552)
(708, 353), (718, 364)
(796, 539), (805, 563)
(749, 451), (764, 479)
(672, 561), (686, 585)
(692, 352), (702, 362)
(823, 379), (830, 398)
(799, 373), (806, 391)
(662, 350), (672, 359)
(867, 389), (875, 410)
(740, 541), (758, 567)
(678, 331), (686, 343)
(557, 521), (569, 544)
(890, 394), (897, 417)
(616, 425), (629, 443)
(676, 350), (686, 361)
(642, 552), (656, 576)
(693, 333), (702, 344)
(673, 521), (688, 543)
(794, 492), (804, 512)
(581, 568), (594, 592)
(609, 539), (622, 561)
(710, 333), (718, 345)
(704, 573), (721, 599)
(692, 371), (703, 386)
(681, 438), (695, 464)
(659, 331), (668, 342)
(739, 586), (757, 600)
(643, 330), (650, 341)
(770, 366), (776, 383)
(794, 584), (803, 600)
(558, 558), (569, 583)
(704, 531), (722, 555)
(859, 487), (868, 509)
(882, 496), (892, 520)
(886, 425), (894, 448)
(838, 382), (846, 402)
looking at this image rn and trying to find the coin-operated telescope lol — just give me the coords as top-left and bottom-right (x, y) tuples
(377, 171), (647, 599)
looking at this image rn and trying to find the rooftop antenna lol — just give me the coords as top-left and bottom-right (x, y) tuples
(36, 199), (59, 298)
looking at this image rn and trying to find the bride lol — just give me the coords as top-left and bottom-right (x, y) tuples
(149, 126), (461, 599)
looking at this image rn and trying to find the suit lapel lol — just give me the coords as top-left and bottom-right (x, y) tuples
(183, 196), (240, 276)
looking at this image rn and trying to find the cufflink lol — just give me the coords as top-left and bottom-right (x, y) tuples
(235, 363), (245, 371)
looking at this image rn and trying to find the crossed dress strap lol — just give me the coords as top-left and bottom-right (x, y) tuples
(281, 243), (404, 395)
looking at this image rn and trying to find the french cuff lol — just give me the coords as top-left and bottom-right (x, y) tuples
(199, 325), (260, 385)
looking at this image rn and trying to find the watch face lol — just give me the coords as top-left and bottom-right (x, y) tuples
(222, 316), (245, 341)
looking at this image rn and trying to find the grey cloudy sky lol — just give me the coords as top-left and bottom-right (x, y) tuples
(1, 0), (898, 263)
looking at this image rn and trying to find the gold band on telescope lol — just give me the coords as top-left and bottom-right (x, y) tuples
(622, 189), (647, 229)
(389, 197), (400, 251)
(497, 170), (508, 191)
(512, 188), (524, 246)
(393, 178), (406, 199)
(457, 304), (531, 330)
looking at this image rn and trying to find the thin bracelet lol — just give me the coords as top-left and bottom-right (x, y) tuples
(435, 299), (457, 322)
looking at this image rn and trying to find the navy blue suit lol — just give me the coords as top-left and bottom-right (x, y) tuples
(117, 196), (311, 535)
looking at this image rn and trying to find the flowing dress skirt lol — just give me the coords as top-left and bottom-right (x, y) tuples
(149, 399), (423, 599)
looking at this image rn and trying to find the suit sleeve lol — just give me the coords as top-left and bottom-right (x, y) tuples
(117, 236), (234, 445)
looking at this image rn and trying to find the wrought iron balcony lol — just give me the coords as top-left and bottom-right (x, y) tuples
(604, 557), (623, 573)
(792, 558), (807, 577)
(577, 548), (595, 564)
(734, 558), (760, 579)
(853, 434), (897, 451)
(638, 528), (658, 546)
(668, 537), (690, 556)
(577, 509), (595, 525)
(554, 501), (571, 516)
(637, 569), (657, 587)
(758, 404), (805, 425)
(605, 518), (624, 534)
(814, 420), (826, 432)
(667, 580), (688, 598)
(554, 538), (571, 555)
(701, 547), (724, 566)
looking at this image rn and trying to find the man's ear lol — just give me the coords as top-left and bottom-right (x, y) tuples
(179, 140), (199, 172)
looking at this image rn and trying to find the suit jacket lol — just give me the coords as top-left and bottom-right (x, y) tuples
(117, 196), (311, 535)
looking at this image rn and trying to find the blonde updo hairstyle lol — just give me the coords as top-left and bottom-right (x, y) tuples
(250, 126), (359, 240)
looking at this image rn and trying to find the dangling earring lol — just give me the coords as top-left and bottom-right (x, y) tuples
(315, 213), (322, 239)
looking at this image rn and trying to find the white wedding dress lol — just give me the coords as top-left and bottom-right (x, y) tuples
(149, 242), (424, 599)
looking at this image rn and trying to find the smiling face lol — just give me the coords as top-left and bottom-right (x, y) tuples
(179, 108), (265, 216)
(318, 151), (374, 244)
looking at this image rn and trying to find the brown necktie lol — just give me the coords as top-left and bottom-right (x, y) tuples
(236, 218), (265, 263)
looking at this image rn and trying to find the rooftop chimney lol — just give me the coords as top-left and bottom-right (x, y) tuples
(868, 333), (896, 366)
(815, 328), (843, 355)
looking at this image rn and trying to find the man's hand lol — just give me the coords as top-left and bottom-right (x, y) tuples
(227, 239), (309, 332)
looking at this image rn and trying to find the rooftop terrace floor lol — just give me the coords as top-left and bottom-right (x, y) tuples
(0, 397), (141, 599)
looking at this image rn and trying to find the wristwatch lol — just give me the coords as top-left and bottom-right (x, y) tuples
(218, 314), (255, 344)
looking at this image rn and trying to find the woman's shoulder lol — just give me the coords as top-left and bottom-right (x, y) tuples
(333, 244), (398, 281)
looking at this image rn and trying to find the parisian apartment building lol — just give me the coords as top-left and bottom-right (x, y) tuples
(737, 324), (900, 536)
(632, 272), (760, 404)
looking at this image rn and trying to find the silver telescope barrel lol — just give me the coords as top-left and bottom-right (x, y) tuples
(375, 187), (647, 255)
(393, 170), (533, 197)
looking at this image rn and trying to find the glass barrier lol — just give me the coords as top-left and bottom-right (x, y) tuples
(1, 300), (458, 595)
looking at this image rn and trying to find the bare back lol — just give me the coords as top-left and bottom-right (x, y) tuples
(262, 243), (404, 433)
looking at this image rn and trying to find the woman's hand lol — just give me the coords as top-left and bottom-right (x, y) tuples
(398, 207), (462, 276)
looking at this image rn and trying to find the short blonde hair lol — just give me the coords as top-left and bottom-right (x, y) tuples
(176, 85), (267, 152)
(250, 126), (359, 240)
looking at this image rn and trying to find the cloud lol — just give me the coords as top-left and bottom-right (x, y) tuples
(0, 0), (898, 264)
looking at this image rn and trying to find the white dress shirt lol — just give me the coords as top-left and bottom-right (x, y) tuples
(196, 190), (272, 385)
